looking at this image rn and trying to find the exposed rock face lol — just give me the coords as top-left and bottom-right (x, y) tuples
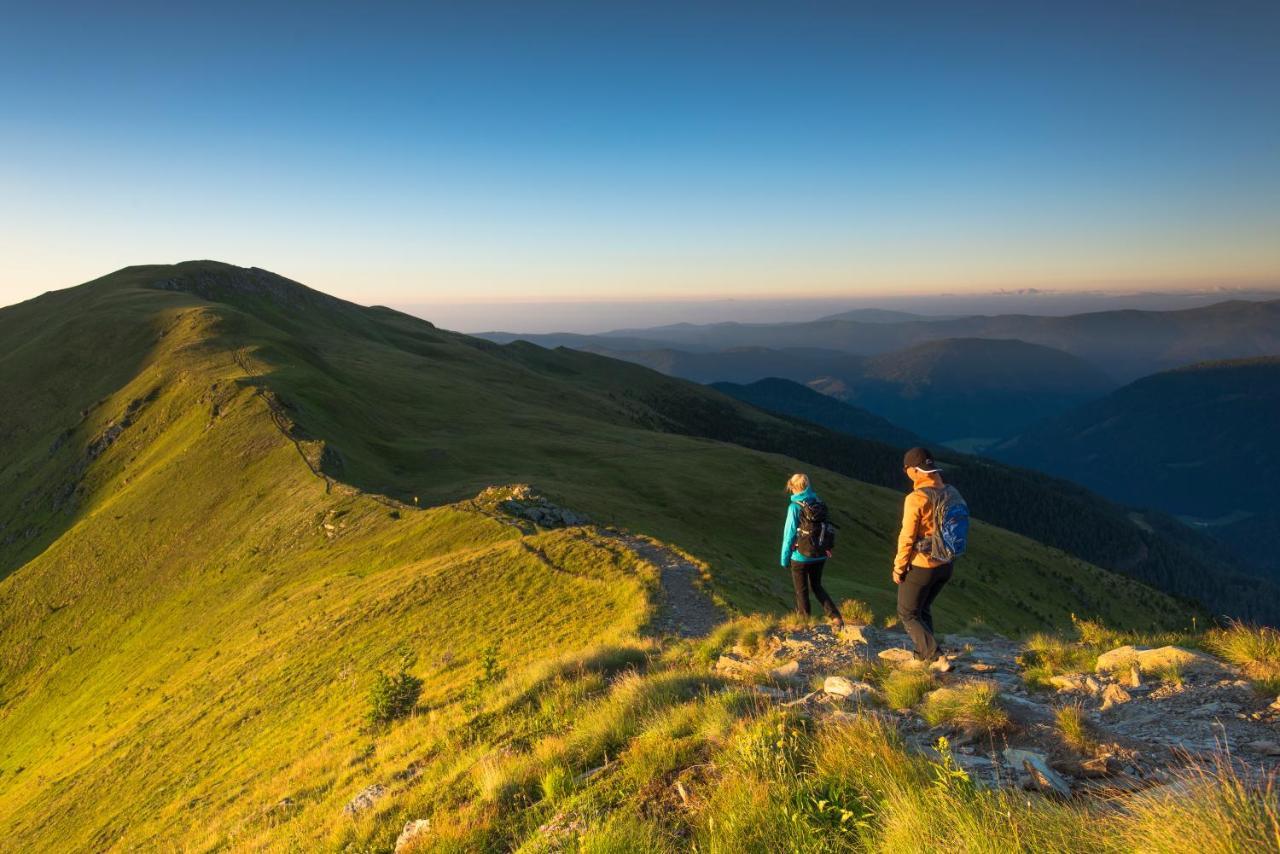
(703, 622), (1280, 798)
(474, 484), (590, 528)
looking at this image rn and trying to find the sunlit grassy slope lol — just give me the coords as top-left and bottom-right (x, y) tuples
(0, 262), (1193, 850)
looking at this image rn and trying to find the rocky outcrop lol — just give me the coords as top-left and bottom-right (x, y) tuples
(473, 484), (589, 528)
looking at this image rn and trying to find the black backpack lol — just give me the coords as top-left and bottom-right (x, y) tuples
(796, 498), (837, 558)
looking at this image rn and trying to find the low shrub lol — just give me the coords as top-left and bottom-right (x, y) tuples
(366, 669), (423, 726)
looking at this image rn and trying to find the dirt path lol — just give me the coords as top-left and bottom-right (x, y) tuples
(613, 534), (727, 639)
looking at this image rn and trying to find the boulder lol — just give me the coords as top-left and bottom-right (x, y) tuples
(878, 648), (917, 666)
(342, 783), (386, 817)
(1100, 683), (1131, 711)
(395, 819), (431, 853)
(1050, 673), (1104, 694)
(1095, 646), (1225, 678)
(1003, 749), (1071, 799)
(823, 676), (873, 698)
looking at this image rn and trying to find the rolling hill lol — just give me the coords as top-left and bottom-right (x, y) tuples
(0, 261), (1262, 850)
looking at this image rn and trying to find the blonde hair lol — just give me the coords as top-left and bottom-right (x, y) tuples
(787, 473), (810, 494)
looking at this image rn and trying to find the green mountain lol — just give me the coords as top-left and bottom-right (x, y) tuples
(993, 356), (1280, 580)
(0, 261), (1224, 849)
(809, 337), (1113, 442)
(711, 377), (923, 447)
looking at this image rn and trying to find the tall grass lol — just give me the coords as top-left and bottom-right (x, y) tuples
(921, 681), (1009, 734)
(881, 669), (936, 710)
(1204, 622), (1280, 694)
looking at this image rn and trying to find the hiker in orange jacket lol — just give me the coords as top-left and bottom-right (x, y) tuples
(894, 447), (954, 664)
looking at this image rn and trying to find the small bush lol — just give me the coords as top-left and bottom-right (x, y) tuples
(1154, 660), (1184, 688)
(1018, 633), (1096, 689)
(540, 764), (575, 804)
(882, 670), (935, 710)
(921, 682), (1008, 734)
(366, 669), (423, 726)
(464, 641), (505, 711)
(1055, 703), (1098, 754)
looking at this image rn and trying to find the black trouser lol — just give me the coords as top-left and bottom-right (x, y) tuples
(896, 562), (953, 660)
(790, 559), (841, 620)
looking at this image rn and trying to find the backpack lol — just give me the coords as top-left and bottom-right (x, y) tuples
(796, 498), (837, 558)
(915, 485), (969, 562)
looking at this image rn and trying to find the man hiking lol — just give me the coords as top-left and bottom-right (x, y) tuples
(781, 473), (843, 629)
(893, 447), (969, 666)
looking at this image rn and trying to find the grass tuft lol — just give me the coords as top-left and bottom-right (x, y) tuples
(881, 669), (936, 710)
(1055, 703), (1099, 754)
(1204, 622), (1280, 694)
(920, 681), (1008, 734)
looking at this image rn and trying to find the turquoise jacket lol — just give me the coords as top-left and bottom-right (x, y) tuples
(781, 487), (826, 567)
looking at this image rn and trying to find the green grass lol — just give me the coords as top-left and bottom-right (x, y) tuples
(1055, 703), (1100, 754)
(921, 681), (1009, 734)
(0, 262), (1207, 850)
(881, 669), (937, 710)
(1204, 623), (1280, 694)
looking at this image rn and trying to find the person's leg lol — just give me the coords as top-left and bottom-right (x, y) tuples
(790, 561), (811, 617)
(896, 565), (939, 660)
(918, 563), (953, 638)
(807, 560), (842, 621)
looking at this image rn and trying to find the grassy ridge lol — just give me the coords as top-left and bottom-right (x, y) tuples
(0, 262), (1197, 849)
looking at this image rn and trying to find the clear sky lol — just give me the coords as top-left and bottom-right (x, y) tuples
(2, 1), (1278, 313)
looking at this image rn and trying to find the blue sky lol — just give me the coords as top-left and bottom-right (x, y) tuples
(2, 1), (1277, 314)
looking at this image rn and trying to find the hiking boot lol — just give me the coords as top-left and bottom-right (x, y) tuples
(830, 617), (845, 631)
(928, 656), (952, 673)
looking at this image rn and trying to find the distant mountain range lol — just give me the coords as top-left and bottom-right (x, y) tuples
(711, 378), (924, 448)
(482, 297), (1280, 383)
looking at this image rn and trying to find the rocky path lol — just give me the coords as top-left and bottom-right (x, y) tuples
(713, 622), (1280, 799)
(615, 534), (727, 639)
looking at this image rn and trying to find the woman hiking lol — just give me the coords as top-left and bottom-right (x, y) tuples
(781, 473), (844, 629)
(893, 447), (968, 668)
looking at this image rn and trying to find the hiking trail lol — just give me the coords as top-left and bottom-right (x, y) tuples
(613, 533), (727, 639)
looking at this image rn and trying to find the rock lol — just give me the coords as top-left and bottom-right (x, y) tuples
(1085, 676), (1102, 694)
(823, 676), (873, 698)
(772, 660), (801, 679)
(1095, 645), (1225, 678)
(1003, 749), (1072, 799)
(929, 657), (952, 673)
(838, 624), (876, 645)
(969, 662), (995, 672)
(714, 653), (756, 679)
(1269, 696), (1280, 713)
(1124, 664), (1143, 689)
(1049, 674), (1087, 693)
(1245, 739), (1280, 756)
(751, 684), (788, 700)
(342, 783), (386, 817)
(782, 691), (820, 708)
(395, 819), (431, 852)
(878, 648), (917, 666)
(1100, 683), (1131, 711)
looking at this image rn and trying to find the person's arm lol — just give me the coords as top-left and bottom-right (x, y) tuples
(893, 491), (922, 582)
(780, 503), (797, 567)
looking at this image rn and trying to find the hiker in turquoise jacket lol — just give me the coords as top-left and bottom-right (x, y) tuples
(781, 473), (844, 627)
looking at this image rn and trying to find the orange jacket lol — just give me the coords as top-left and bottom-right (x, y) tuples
(894, 470), (949, 572)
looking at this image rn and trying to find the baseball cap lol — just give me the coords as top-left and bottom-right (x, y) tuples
(903, 447), (940, 473)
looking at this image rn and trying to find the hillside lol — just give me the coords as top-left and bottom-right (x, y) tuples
(993, 356), (1280, 576)
(711, 378), (922, 447)
(0, 262), (1205, 851)
(811, 337), (1113, 442)
(492, 297), (1280, 381)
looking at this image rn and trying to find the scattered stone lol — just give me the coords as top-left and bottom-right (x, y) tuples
(1085, 676), (1102, 694)
(1245, 739), (1280, 756)
(772, 660), (802, 679)
(970, 661), (995, 672)
(342, 783), (386, 817)
(1100, 683), (1132, 711)
(823, 676), (873, 698)
(1003, 749), (1071, 799)
(395, 819), (431, 853)
(1269, 696), (1280, 713)
(878, 648), (917, 666)
(1050, 674), (1090, 693)
(751, 684), (788, 700)
(714, 653), (756, 679)
(782, 691), (820, 708)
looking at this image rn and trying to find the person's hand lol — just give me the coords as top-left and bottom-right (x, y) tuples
(892, 566), (908, 585)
